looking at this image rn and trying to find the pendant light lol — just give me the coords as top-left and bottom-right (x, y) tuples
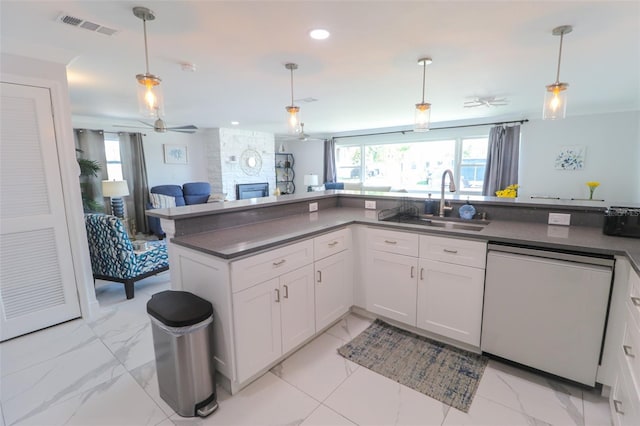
(414, 57), (432, 132)
(133, 6), (164, 118)
(543, 25), (572, 120)
(285, 63), (301, 134)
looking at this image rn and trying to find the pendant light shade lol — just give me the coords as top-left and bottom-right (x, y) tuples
(285, 63), (301, 134)
(414, 58), (432, 132)
(134, 6), (164, 118)
(543, 25), (572, 120)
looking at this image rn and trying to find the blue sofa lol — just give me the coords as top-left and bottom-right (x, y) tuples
(84, 213), (169, 299)
(147, 182), (211, 238)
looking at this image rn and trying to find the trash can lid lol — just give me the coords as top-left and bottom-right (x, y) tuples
(147, 290), (213, 327)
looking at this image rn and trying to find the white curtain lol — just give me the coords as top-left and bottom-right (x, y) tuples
(482, 125), (520, 196)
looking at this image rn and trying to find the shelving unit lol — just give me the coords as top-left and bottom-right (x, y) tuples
(275, 153), (295, 194)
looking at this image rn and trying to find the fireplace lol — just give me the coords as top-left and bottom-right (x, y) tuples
(236, 182), (269, 200)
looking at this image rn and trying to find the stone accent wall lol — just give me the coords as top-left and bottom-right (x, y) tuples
(205, 128), (275, 200)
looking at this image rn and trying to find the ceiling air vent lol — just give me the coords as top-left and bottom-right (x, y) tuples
(56, 13), (119, 36)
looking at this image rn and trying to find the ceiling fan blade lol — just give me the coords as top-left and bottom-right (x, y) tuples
(168, 128), (197, 134)
(167, 125), (198, 131)
(137, 120), (155, 128)
(113, 124), (154, 129)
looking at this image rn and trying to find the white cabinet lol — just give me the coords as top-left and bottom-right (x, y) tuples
(313, 228), (353, 331)
(416, 236), (486, 347)
(233, 264), (315, 384)
(366, 228), (419, 326)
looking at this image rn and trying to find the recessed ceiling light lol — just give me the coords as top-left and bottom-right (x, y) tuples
(231, 121), (239, 126)
(309, 29), (330, 40)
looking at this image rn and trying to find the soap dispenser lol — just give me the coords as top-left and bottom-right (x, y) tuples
(424, 193), (438, 215)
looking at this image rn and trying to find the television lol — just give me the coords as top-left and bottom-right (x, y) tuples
(236, 183), (269, 200)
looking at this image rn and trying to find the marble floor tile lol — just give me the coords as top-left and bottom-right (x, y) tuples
(270, 332), (359, 401)
(166, 372), (318, 425)
(324, 312), (373, 342)
(443, 395), (551, 426)
(324, 365), (449, 425)
(101, 320), (155, 371)
(130, 360), (175, 417)
(582, 388), (612, 426)
(301, 404), (356, 425)
(1, 339), (126, 426)
(11, 372), (167, 426)
(476, 360), (584, 426)
(0, 319), (97, 377)
(88, 295), (152, 340)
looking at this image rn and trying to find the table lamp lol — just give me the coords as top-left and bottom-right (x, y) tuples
(304, 174), (319, 192)
(102, 180), (130, 219)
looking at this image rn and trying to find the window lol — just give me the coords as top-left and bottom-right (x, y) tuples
(104, 134), (123, 181)
(335, 133), (488, 194)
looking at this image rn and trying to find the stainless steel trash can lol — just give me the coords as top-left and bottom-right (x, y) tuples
(147, 290), (218, 417)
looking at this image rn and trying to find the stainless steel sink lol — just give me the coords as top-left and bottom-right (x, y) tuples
(415, 218), (486, 232)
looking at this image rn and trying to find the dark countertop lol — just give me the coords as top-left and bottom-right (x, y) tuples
(172, 207), (640, 273)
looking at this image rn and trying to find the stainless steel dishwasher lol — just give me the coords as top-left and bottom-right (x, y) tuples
(481, 243), (614, 386)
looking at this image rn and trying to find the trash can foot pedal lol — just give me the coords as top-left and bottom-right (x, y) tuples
(197, 401), (218, 417)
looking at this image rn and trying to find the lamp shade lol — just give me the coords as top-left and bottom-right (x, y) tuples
(304, 174), (319, 187)
(102, 180), (130, 198)
(137, 76), (164, 118)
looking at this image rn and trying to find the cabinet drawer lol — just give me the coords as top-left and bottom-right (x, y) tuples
(611, 361), (640, 426)
(367, 227), (419, 257)
(314, 228), (351, 260)
(419, 235), (486, 268)
(628, 269), (640, 328)
(623, 305), (640, 388)
(231, 239), (314, 293)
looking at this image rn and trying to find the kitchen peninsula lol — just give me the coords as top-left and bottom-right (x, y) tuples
(147, 190), (640, 424)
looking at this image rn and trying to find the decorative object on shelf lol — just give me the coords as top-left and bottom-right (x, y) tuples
(304, 174), (319, 192)
(495, 184), (519, 198)
(586, 181), (600, 200)
(279, 143), (286, 153)
(240, 148), (262, 176)
(102, 179), (130, 218)
(284, 63), (301, 134)
(133, 6), (163, 118)
(163, 144), (188, 164)
(554, 145), (585, 170)
(543, 25), (573, 120)
(414, 57), (433, 132)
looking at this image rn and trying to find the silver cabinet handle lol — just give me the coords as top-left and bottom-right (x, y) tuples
(384, 240), (397, 245)
(631, 296), (640, 307)
(410, 266), (415, 278)
(275, 288), (280, 302)
(273, 259), (286, 267)
(283, 285), (289, 299)
(328, 241), (339, 247)
(317, 270), (322, 283)
(613, 399), (624, 415)
(443, 248), (458, 254)
(623, 345), (635, 358)
(420, 267), (424, 281)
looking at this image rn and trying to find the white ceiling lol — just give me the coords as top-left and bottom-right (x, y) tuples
(1, 1), (639, 137)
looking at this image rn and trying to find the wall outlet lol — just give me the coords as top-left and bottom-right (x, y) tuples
(548, 212), (571, 226)
(309, 202), (318, 212)
(365, 200), (377, 210)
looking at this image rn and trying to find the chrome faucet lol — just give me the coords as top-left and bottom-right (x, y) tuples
(439, 169), (456, 217)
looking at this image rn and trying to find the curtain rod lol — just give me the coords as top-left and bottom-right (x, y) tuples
(334, 119), (529, 140)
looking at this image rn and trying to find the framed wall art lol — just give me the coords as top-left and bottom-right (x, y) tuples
(164, 144), (188, 164)
(554, 145), (585, 170)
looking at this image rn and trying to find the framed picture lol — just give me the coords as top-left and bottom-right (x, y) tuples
(164, 144), (188, 164)
(554, 145), (585, 170)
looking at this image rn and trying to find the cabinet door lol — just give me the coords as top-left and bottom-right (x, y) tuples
(280, 265), (316, 354)
(233, 278), (282, 383)
(315, 250), (353, 330)
(366, 250), (418, 326)
(417, 259), (484, 347)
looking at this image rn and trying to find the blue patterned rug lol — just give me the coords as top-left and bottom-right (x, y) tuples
(337, 319), (487, 413)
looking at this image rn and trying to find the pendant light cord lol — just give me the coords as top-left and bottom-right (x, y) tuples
(421, 61), (427, 103)
(290, 67), (295, 105)
(142, 18), (150, 75)
(555, 32), (564, 83)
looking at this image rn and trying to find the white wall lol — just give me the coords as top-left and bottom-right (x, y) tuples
(519, 111), (640, 204)
(142, 131), (208, 187)
(281, 138), (325, 193)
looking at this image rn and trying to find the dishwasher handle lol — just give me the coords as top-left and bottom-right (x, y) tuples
(487, 244), (614, 268)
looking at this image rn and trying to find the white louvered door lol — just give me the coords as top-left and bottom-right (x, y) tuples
(0, 82), (81, 341)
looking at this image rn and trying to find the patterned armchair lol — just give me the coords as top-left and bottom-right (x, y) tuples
(84, 213), (169, 299)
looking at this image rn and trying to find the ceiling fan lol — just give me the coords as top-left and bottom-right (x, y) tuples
(281, 123), (323, 142)
(114, 110), (198, 134)
(464, 96), (509, 108)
